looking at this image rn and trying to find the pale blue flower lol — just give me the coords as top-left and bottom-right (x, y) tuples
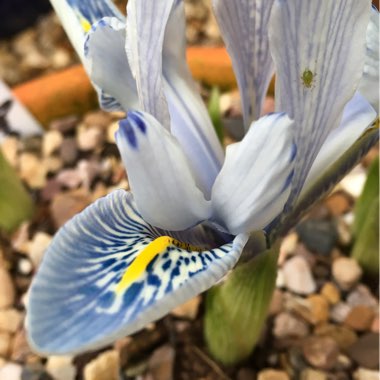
(27, 0), (378, 354)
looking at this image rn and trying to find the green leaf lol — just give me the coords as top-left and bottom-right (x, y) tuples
(207, 86), (224, 143)
(0, 150), (34, 232)
(353, 157), (379, 237)
(351, 157), (379, 275)
(204, 244), (278, 365)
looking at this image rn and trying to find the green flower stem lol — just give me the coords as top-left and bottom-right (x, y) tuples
(0, 150), (34, 232)
(204, 243), (279, 365)
(207, 86), (224, 143)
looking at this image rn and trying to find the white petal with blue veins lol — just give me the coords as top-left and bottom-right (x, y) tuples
(27, 190), (248, 355)
(213, 0), (276, 127)
(269, 0), (371, 206)
(115, 111), (211, 231)
(211, 113), (295, 235)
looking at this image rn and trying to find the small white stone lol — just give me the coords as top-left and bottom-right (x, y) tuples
(332, 257), (362, 290)
(283, 256), (316, 295)
(46, 356), (76, 380)
(330, 302), (352, 323)
(340, 165), (367, 198)
(77, 126), (103, 151)
(354, 368), (380, 380)
(43, 130), (63, 157)
(0, 363), (22, 380)
(19, 153), (46, 189)
(276, 268), (286, 288)
(27, 232), (52, 268)
(83, 350), (119, 380)
(0, 308), (23, 333)
(106, 121), (119, 144)
(273, 312), (309, 339)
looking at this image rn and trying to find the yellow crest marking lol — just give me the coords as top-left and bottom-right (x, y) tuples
(80, 18), (92, 32)
(116, 236), (203, 294)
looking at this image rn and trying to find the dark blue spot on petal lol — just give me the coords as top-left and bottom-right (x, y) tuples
(98, 291), (115, 308)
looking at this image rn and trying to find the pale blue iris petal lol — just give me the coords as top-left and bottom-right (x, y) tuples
(27, 190), (248, 355)
(163, 1), (224, 197)
(115, 111), (211, 231)
(125, 0), (176, 128)
(301, 92), (377, 196)
(84, 17), (139, 112)
(213, 0), (275, 127)
(269, 0), (371, 206)
(50, 0), (123, 61)
(211, 113), (295, 235)
(359, 7), (379, 113)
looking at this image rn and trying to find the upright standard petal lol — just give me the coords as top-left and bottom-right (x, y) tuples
(211, 113), (295, 235)
(49, 0), (123, 61)
(359, 7), (379, 113)
(27, 190), (248, 354)
(115, 111), (211, 231)
(213, 0), (275, 127)
(301, 93), (377, 196)
(269, 0), (371, 205)
(163, 1), (224, 197)
(84, 17), (139, 112)
(125, 0), (176, 128)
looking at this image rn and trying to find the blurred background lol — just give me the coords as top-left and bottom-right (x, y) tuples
(0, 1), (378, 380)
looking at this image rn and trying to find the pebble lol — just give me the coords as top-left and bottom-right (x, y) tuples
(171, 296), (200, 320)
(83, 111), (112, 130)
(371, 316), (379, 333)
(27, 232), (52, 268)
(0, 308), (23, 333)
(106, 121), (119, 144)
(336, 218), (352, 246)
(278, 233), (298, 265)
(339, 165), (366, 198)
(344, 306), (375, 332)
(320, 282), (340, 305)
(19, 153), (46, 189)
(300, 368), (327, 380)
(330, 302), (352, 324)
(42, 156), (63, 173)
(346, 285), (378, 309)
(148, 345), (175, 380)
(314, 324), (358, 351)
(257, 369), (290, 380)
(354, 368), (380, 380)
(325, 192), (352, 216)
(0, 267), (15, 308)
(10, 329), (33, 362)
(332, 257), (362, 290)
(0, 331), (12, 357)
(83, 350), (119, 380)
(59, 138), (79, 166)
(50, 188), (91, 228)
(302, 336), (339, 370)
(46, 356), (76, 380)
(273, 312), (309, 339)
(296, 220), (338, 255)
(306, 295), (329, 325)
(77, 126), (104, 151)
(21, 363), (54, 380)
(50, 115), (78, 134)
(276, 268), (286, 288)
(283, 256), (316, 295)
(42, 130), (63, 157)
(0, 363), (22, 380)
(56, 169), (83, 189)
(269, 289), (284, 316)
(347, 333), (379, 369)
(1, 137), (19, 167)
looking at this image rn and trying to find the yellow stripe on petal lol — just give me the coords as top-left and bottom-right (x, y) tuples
(81, 18), (92, 32)
(116, 236), (203, 294)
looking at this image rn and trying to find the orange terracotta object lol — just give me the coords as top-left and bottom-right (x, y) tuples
(13, 65), (98, 127)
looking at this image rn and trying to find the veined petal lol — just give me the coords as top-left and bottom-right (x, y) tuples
(125, 0), (176, 128)
(359, 7), (379, 113)
(213, 0), (275, 127)
(301, 93), (377, 196)
(115, 111), (211, 231)
(84, 17), (139, 112)
(163, 2), (224, 198)
(50, 0), (123, 61)
(211, 113), (295, 235)
(269, 0), (371, 205)
(27, 190), (248, 355)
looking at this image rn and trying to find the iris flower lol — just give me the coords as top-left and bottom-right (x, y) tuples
(27, 0), (379, 354)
